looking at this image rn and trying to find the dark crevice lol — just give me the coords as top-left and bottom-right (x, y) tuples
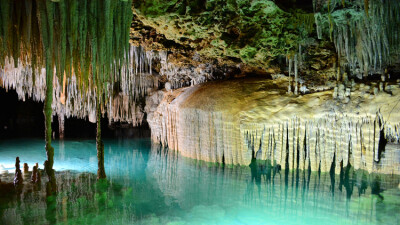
(329, 152), (336, 196)
(377, 123), (387, 163)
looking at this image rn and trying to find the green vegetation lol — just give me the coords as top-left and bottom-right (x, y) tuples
(133, 0), (302, 67)
(134, 0), (400, 74)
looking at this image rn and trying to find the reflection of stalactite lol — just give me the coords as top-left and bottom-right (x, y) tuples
(0, 149), (399, 224)
(14, 157), (23, 186)
(147, 143), (400, 223)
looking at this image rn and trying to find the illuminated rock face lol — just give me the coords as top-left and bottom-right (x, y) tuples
(147, 78), (400, 174)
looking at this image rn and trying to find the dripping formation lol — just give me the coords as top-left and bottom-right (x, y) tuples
(312, 0), (400, 76)
(147, 79), (400, 174)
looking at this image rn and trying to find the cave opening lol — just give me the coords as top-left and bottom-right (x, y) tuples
(0, 88), (150, 140)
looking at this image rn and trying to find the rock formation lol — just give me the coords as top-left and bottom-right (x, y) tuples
(13, 157), (23, 186)
(23, 163), (29, 173)
(147, 78), (400, 174)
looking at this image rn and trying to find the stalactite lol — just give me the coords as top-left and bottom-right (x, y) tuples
(315, 13), (323, 40)
(313, 0), (400, 75)
(58, 114), (65, 139)
(0, 0), (137, 194)
(0, 45), (162, 127)
(151, 105), (400, 174)
(288, 57), (292, 94)
(96, 99), (106, 180)
(294, 54), (298, 95)
(43, 58), (57, 195)
(0, 0), (135, 109)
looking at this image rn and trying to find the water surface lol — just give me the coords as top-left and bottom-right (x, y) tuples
(0, 139), (399, 225)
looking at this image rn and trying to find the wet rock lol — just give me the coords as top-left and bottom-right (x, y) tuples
(23, 163), (29, 173)
(31, 163), (41, 183)
(31, 166), (37, 183)
(14, 157), (23, 186)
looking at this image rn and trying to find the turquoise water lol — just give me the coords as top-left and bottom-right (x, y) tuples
(0, 139), (399, 225)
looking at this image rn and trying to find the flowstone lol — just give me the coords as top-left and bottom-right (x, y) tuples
(147, 78), (400, 174)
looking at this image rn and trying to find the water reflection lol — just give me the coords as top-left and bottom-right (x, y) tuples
(0, 140), (399, 225)
(147, 144), (400, 224)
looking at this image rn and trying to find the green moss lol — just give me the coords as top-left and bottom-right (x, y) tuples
(240, 47), (258, 61)
(134, 0), (302, 68)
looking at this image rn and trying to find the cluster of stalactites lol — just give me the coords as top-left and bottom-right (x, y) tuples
(286, 45), (303, 94)
(149, 99), (399, 174)
(120, 46), (163, 100)
(314, 0), (400, 76)
(0, 0), (133, 102)
(243, 114), (399, 174)
(0, 45), (162, 126)
(158, 52), (214, 90)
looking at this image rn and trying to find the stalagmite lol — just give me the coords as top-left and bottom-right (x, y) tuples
(31, 164), (41, 184)
(13, 157), (23, 186)
(23, 163), (29, 173)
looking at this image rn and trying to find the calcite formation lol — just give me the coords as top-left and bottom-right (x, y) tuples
(0, 46), (162, 125)
(1, 45), (223, 126)
(147, 78), (400, 174)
